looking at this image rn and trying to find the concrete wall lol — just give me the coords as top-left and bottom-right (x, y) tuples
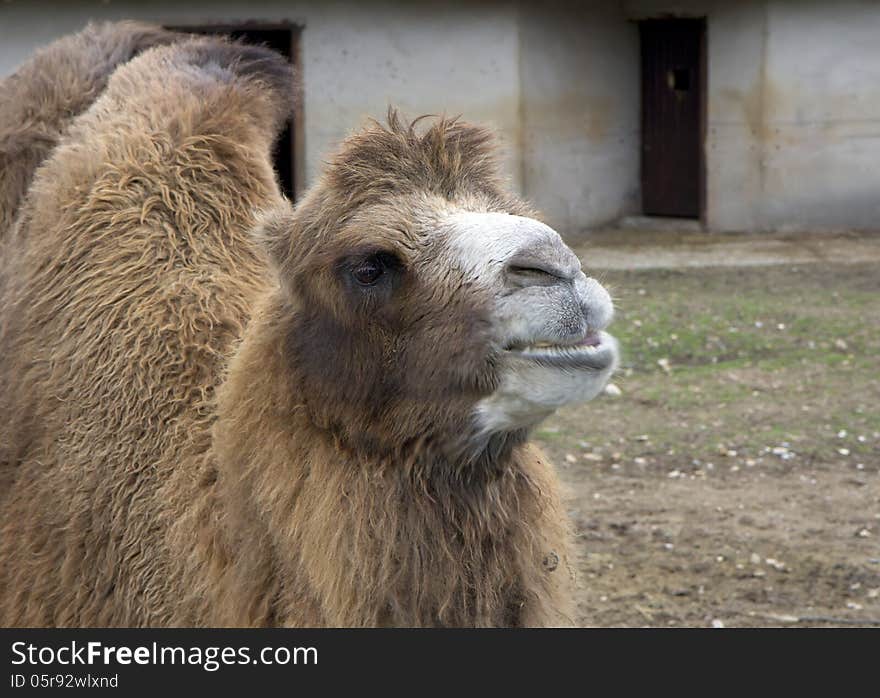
(0, 0), (524, 194)
(3, 0), (879, 233)
(0, 0), (643, 234)
(759, 1), (880, 232)
(627, 0), (880, 232)
(519, 1), (641, 233)
(299, 1), (522, 192)
(0, 0), (638, 232)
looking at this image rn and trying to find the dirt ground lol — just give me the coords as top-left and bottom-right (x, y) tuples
(532, 260), (880, 627)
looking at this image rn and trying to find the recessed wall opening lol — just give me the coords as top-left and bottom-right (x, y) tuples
(165, 22), (301, 200)
(639, 18), (706, 220)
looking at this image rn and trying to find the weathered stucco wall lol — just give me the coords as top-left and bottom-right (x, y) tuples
(295, 1), (524, 192)
(0, 0), (525, 193)
(628, 0), (880, 232)
(2, 0), (879, 233)
(519, 0), (641, 234)
(758, 1), (880, 232)
(0, 0), (643, 234)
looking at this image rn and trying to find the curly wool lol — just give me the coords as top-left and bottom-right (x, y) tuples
(0, 28), (573, 627)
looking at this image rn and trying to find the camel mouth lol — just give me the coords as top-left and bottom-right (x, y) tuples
(504, 331), (618, 371)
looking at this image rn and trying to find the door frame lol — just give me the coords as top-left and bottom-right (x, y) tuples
(638, 16), (708, 223)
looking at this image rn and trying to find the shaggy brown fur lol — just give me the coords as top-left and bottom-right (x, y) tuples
(0, 21), (179, 238)
(0, 23), (181, 407)
(0, 33), (573, 627)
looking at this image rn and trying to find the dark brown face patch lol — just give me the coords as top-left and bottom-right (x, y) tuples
(285, 227), (500, 457)
(260, 113), (541, 460)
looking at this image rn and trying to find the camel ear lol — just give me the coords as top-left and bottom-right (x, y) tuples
(252, 204), (297, 272)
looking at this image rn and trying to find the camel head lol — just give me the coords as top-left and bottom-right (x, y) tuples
(259, 112), (618, 463)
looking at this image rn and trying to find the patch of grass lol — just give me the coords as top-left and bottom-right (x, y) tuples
(534, 264), (880, 474)
(607, 266), (878, 374)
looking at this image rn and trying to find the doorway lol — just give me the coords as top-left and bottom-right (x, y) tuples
(165, 22), (301, 200)
(639, 18), (706, 219)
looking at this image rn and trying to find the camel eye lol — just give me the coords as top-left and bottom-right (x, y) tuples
(352, 257), (384, 286)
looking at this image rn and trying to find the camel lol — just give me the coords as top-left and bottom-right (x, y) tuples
(0, 26), (618, 627)
(0, 24), (180, 443)
(0, 21), (179, 238)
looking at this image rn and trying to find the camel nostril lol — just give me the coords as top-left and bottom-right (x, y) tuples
(577, 276), (615, 333)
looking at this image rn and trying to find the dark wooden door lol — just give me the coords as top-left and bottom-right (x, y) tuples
(640, 19), (705, 218)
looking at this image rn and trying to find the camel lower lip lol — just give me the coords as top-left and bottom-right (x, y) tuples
(505, 332), (617, 370)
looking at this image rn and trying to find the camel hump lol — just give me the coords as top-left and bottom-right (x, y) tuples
(0, 21), (179, 148)
(0, 20), (180, 236)
(158, 37), (296, 125)
(181, 40), (296, 99)
(76, 20), (181, 73)
(96, 36), (296, 147)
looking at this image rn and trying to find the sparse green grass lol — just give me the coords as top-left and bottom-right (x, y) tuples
(533, 262), (880, 627)
(535, 264), (880, 474)
(603, 265), (878, 374)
